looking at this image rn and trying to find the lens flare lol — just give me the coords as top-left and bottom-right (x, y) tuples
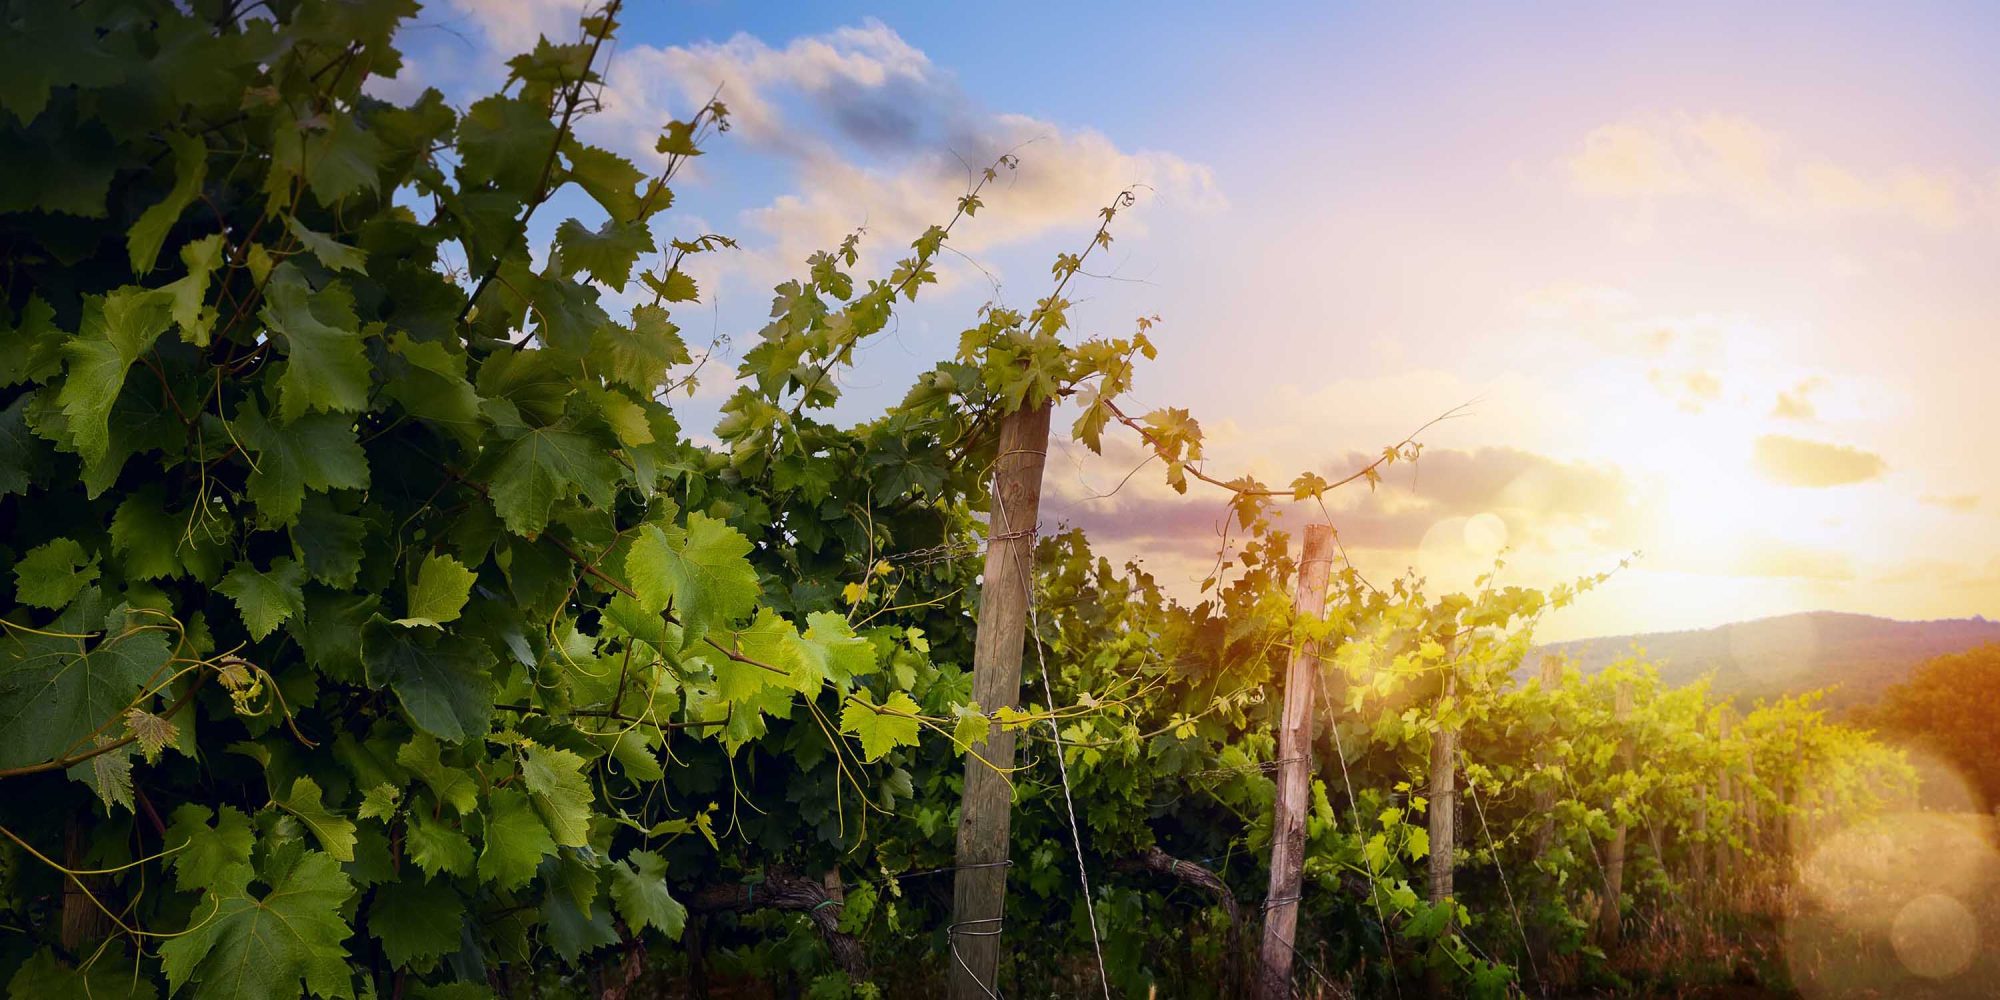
(1891, 893), (1979, 980)
(1785, 748), (1996, 996)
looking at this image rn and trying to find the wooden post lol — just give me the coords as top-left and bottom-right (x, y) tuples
(947, 401), (1053, 1000)
(1426, 635), (1460, 998)
(59, 817), (110, 950)
(1597, 681), (1633, 947)
(1770, 720), (1789, 859)
(1529, 657), (1560, 862)
(1527, 657), (1561, 973)
(1713, 708), (1734, 888)
(1742, 741), (1760, 885)
(1256, 524), (1336, 1000)
(1692, 786), (1710, 887)
(1427, 666), (1458, 906)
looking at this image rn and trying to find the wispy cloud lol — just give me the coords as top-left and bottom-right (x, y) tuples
(1771, 377), (1826, 420)
(1567, 113), (1978, 230)
(1922, 493), (1981, 513)
(1049, 445), (1644, 556)
(418, 8), (1220, 292)
(1753, 434), (1887, 487)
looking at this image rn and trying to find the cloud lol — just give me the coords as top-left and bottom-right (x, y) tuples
(732, 116), (1220, 278)
(1922, 493), (1981, 513)
(1566, 113), (1978, 229)
(1650, 367), (1724, 412)
(592, 21), (938, 159)
(1519, 282), (1635, 322)
(1752, 434), (1887, 487)
(576, 21), (1221, 279)
(445, 0), (592, 54)
(1734, 541), (1856, 580)
(1771, 377), (1825, 420)
(1047, 446), (1643, 557)
(419, 11), (1218, 296)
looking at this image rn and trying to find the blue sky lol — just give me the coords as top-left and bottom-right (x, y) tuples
(394, 1), (2000, 640)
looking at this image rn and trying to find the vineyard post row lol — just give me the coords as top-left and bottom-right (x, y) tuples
(940, 482), (1815, 998)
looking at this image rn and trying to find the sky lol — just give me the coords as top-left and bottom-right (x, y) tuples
(387, 0), (2000, 641)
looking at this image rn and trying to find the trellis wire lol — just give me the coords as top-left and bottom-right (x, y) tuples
(1018, 499), (1112, 1000)
(1329, 711), (1403, 1000)
(1463, 767), (1543, 995)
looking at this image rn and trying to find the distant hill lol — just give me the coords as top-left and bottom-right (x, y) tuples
(1534, 612), (2000, 709)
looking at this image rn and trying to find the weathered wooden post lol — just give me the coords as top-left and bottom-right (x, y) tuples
(1597, 681), (1633, 947)
(1530, 657), (1561, 862)
(1770, 719), (1790, 859)
(1713, 707), (1735, 890)
(1426, 634), (1460, 998)
(1256, 524), (1336, 1000)
(1692, 787), (1710, 887)
(1527, 657), (1562, 972)
(948, 401), (1053, 1000)
(1742, 738), (1760, 887)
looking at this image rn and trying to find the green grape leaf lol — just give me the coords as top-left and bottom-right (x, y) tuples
(294, 494), (368, 588)
(128, 133), (208, 274)
(236, 403), (370, 527)
(56, 288), (172, 465)
(157, 851), (355, 1000)
(366, 878), (464, 969)
(481, 424), (623, 537)
(218, 558), (307, 640)
(395, 732), (480, 814)
(261, 265), (371, 423)
(361, 616), (495, 742)
(477, 788), (555, 890)
(457, 95), (556, 197)
(165, 235), (226, 345)
(519, 741), (593, 848)
(66, 738), (134, 812)
(405, 812), (474, 879)
(384, 333), (482, 443)
(110, 490), (184, 580)
(644, 268), (700, 303)
(165, 804), (256, 893)
(276, 776), (358, 862)
(1, 295), (64, 389)
(625, 513), (760, 646)
(299, 111), (387, 206)
(396, 553), (477, 628)
(564, 140), (651, 222)
(591, 304), (691, 392)
(123, 707), (180, 763)
(286, 218), (369, 274)
(0, 396), (36, 501)
(840, 690), (922, 763)
(542, 892), (618, 963)
(600, 727), (665, 782)
(5, 947), (157, 1000)
(356, 783), (400, 822)
(555, 217), (652, 287)
(804, 611), (876, 683)
(13, 536), (98, 609)
(0, 616), (170, 768)
(526, 276), (610, 355)
(609, 849), (686, 940)
(952, 702), (990, 752)
(0, 4), (121, 125)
